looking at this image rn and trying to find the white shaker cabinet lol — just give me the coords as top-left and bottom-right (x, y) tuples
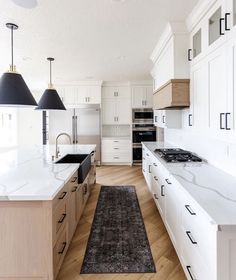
(154, 110), (182, 129)
(131, 86), (153, 108)
(77, 86), (101, 104)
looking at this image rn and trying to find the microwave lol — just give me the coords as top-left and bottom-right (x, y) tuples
(132, 109), (153, 123)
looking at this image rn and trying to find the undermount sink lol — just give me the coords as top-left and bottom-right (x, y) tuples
(55, 154), (91, 183)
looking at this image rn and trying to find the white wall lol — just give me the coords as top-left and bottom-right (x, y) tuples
(165, 113), (236, 176)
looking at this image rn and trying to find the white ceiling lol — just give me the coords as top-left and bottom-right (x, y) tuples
(0, 0), (197, 90)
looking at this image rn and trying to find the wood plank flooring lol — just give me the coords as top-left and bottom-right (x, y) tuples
(57, 166), (186, 280)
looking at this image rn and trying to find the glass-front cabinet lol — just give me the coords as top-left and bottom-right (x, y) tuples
(193, 29), (202, 58)
(209, 7), (222, 45)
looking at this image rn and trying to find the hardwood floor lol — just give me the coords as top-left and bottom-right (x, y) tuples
(57, 165), (186, 280)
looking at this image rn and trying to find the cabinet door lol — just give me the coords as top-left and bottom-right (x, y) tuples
(208, 47), (227, 131)
(76, 185), (84, 222)
(191, 61), (209, 130)
(132, 86), (145, 108)
(102, 99), (116, 124)
(88, 86), (101, 104)
(68, 184), (78, 241)
(76, 86), (87, 104)
(63, 86), (77, 106)
(145, 86), (153, 108)
(116, 99), (131, 124)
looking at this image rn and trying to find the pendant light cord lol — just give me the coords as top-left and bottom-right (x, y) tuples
(11, 26), (14, 69)
(49, 59), (52, 86)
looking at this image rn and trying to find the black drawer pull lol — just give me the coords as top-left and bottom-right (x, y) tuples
(154, 176), (158, 181)
(71, 177), (77, 183)
(188, 49), (192, 61)
(154, 194), (158, 200)
(153, 162), (157, 167)
(71, 186), (78, 192)
(58, 213), (66, 224)
(148, 165), (151, 173)
(59, 192), (67, 200)
(186, 231), (197, 244)
(185, 205), (196, 215)
(220, 113), (225, 129)
(146, 153), (149, 156)
(220, 18), (225, 35)
(226, 112), (231, 130)
(83, 184), (88, 195)
(225, 13), (230, 31)
(186, 266), (196, 280)
(161, 185), (165, 196)
(165, 178), (171, 184)
(58, 242), (67, 254)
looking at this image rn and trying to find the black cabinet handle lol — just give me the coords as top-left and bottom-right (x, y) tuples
(226, 112), (231, 130)
(220, 18), (225, 35)
(58, 242), (67, 254)
(58, 213), (66, 224)
(71, 186), (78, 192)
(83, 184), (88, 195)
(161, 185), (165, 196)
(186, 231), (197, 244)
(188, 49), (192, 61)
(185, 205), (196, 215)
(153, 162), (157, 167)
(186, 266), (195, 280)
(162, 115), (165, 124)
(148, 165), (151, 173)
(71, 177), (77, 183)
(220, 113), (225, 129)
(59, 192), (67, 200)
(165, 178), (171, 184)
(154, 194), (158, 200)
(154, 176), (158, 181)
(188, 114), (193, 126)
(225, 13), (231, 31)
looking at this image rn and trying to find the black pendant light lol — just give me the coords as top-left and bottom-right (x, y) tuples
(36, 57), (66, 110)
(0, 23), (37, 107)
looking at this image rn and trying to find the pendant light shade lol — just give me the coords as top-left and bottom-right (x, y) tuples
(36, 57), (66, 110)
(0, 23), (37, 107)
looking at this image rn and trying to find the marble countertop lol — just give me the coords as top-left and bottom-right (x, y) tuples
(0, 144), (96, 201)
(142, 142), (236, 230)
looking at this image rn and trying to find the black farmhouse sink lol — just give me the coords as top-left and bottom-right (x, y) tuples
(55, 154), (91, 183)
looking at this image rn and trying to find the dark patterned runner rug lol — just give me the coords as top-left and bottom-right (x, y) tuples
(80, 185), (156, 274)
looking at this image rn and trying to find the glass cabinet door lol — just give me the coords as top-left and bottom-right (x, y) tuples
(209, 7), (222, 45)
(193, 29), (202, 58)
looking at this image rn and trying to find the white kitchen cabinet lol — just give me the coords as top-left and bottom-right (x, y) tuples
(77, 86), (101, 104)
(102, 86), (130, 99)
(154, 110), (182, 129)
(102, 98), (131, 125)
(102, 138), (131, 164)
(56, 85), (101, 107)
(131, 86), (153, 108)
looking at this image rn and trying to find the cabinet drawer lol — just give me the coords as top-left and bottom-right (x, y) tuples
(102, 139), (131, 149)
(181, 225), (211, 280)
(53, 225), (69, 278)
(53, 200), (67, 243)
(53, 184), (69, 209)
(102, 152), (131, 162)
(181, 194), (216, 271)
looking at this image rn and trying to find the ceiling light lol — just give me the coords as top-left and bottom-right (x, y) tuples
(36, 58), (66, 111)
(0, 23), (38, 107)
(11, 0), (38, 9)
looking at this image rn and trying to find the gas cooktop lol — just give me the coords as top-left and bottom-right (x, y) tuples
(154, 148), (202, 163)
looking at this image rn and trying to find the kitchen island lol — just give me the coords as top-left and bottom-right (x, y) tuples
(0, 144), (96, 280)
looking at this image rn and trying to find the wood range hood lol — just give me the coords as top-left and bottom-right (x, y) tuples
(153, 79), (190, 110)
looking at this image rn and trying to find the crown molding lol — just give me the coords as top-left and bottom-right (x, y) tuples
(150, 21), (188, 64)
(186, 0), (217, 32)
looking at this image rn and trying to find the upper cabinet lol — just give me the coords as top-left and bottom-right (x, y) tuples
(102, 85), (131, 125)
(131, 85), (153, 108)
(56, 82), (102, 107)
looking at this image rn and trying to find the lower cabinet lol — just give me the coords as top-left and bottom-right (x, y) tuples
(142, 144), (231, 280)
(102, 138), (132, 164)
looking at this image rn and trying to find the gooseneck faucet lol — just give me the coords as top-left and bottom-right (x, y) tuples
(55, 133), (72, 158)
